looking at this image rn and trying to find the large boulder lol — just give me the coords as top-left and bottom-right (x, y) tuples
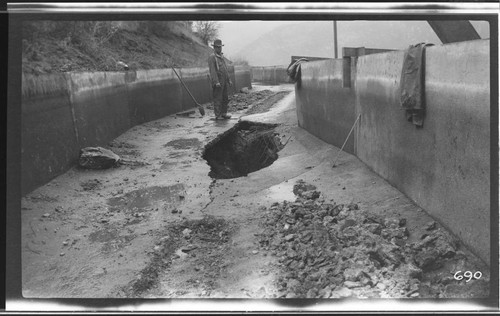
(79, 147), (120, 169)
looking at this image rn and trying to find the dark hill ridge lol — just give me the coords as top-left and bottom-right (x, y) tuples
(22, 21), (214, 75)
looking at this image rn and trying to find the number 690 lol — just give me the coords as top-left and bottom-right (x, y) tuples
(453, 271), (482, 282)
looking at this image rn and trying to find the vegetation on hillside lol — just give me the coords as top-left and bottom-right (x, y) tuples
(192, 21), (220, 45)
(21, 21), (222, 75)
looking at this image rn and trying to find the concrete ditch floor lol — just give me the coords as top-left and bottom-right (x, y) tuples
(20, 83), (491, 311)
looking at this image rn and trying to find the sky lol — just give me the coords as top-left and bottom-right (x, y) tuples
(217, 20), (490, 62)
(218, 21), (293, 58)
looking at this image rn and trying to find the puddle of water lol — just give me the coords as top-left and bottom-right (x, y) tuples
(107, 184), (185, 213)
(88, 227), (137, 253)
(161, 162), (178, 170)
(263, 182), (297, 202)
(124, 218), (142, 226)
(89, 228), (119, 243)
(168, 152), (186, 158)
(101, 234), (136, 253)
(164, 138), (201, 150)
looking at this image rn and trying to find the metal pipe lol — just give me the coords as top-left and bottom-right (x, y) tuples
(333, 21), (338, 59)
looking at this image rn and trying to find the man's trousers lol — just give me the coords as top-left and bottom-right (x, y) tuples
(212, 81), (229, 117)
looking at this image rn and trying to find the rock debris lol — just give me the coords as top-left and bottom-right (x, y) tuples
(257, 180), (489, 299)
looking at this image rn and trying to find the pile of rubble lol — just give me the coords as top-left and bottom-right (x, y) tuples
(243, 91), (290, 115)
(205, 90), (276, 112)
(257, 180), (487, 299)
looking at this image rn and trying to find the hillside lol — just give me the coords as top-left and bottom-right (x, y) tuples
(22, 21), (217, 75)
(234, 20), (490, 66)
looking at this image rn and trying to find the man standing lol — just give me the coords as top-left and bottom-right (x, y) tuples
(208, 39), (232, 120)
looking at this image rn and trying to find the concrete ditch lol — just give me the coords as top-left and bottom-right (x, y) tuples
(21, 66), (252, 195)
(17, 83), (492, 308)
(295, 39), (491, 265)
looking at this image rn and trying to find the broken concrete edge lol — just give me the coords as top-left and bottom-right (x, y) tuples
(78, 146), (121, 170)
(201, 121), (281, 157)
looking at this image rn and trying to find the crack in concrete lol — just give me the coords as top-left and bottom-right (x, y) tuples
(200, 179), (217, 213)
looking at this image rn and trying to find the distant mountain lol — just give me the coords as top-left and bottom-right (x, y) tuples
(219, 21), (293, 58)
(233, 20), (490, 67)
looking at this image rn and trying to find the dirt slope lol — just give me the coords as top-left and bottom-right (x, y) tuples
(22, 21), (215, 75)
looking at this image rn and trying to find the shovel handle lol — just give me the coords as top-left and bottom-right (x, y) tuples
(170, 65), (202, 108)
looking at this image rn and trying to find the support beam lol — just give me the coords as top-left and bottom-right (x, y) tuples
(343, 47), (395, 57)
(290, 56), (332, 63)
(341, 47), (395, 88)
(342, 56), (352, 88)
(333, 21), (338, 59)
(427, 20), (481, 44)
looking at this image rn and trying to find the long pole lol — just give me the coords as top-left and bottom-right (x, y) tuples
(333, 20), (338, 59)
(170, 66), (200, 107)
(170, 65), (205, 116)
(332, 114), (361, 167)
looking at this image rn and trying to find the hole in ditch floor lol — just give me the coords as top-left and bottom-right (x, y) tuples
(203, 121), (284, 179)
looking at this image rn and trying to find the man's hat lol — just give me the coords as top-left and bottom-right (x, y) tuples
(212, 39), (224, 47)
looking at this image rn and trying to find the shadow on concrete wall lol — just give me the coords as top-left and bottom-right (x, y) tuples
(21, 66), (252, 195)
(295, 39), (491, 265)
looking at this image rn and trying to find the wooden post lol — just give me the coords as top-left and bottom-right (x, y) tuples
(333, 21), (338, 59)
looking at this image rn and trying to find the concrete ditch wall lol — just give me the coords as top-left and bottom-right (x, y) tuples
(22, 74), (78, 196)
(22, 66), (252, 195)
(295, 39), (491, 264)
(295, 59), (356, 154)
(234, 65), (252, 92)
(251, 66), (290, 85)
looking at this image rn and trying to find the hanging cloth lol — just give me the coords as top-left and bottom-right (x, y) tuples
(287, 58), (309, 86)
(400, 42), (434, 127)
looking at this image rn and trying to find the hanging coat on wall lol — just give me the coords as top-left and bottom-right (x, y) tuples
(400, 42), (434, 127)
(287, 58), (309, 87)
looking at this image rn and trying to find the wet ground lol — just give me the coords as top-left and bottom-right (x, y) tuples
(19, 83), (491, 312)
